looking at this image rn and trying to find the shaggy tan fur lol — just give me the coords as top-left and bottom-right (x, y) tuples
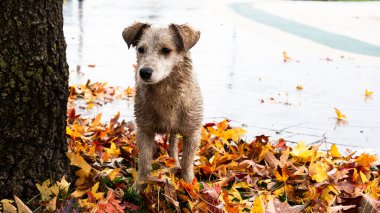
(122, 23), (203, 190)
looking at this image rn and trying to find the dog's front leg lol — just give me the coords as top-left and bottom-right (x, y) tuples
(181, 131), (200, 182)
(168, 134), (180, 168)
(134, 129), (155, 191)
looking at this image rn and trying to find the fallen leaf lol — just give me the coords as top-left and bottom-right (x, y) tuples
(89, 182), (104, 201)
(355, 153), (377, 168)
(104, 142), (121, 157)
(13, 196), (32, 213)
(252, 195), (265, 213)
(358, 194), (380, 213)
(329, 144), (341, 158)
(282, 51), (291, 62)
(309, 162), (329, 183)
(329, 205), (356, 212)
(1, 199), (17, 213)
(36, 179), (52, 201)
(365, 89), (373, 97)
(46, 196), (57, 211)
(334, 108), (347, 120)
(66, 152), (92, 174)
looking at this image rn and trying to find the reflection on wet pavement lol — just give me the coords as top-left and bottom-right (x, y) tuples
(63, 0), (380, 154)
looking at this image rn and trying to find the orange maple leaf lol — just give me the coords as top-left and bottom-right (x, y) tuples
(355, 153), (377, 168)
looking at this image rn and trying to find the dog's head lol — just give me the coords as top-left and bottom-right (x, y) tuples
(122, 22), (200, 84)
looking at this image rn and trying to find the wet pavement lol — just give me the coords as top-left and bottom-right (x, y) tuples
(63, 0), (380, 154)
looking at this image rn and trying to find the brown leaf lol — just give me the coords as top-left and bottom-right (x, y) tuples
(358, 194), (380, 213)
(266, 198), (303, 213)
(329, 205), (356, 213)
(264, 151), (280, 168)
(279, 148), (289, 168)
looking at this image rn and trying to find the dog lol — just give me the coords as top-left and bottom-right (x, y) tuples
(122, 22), (203, 190)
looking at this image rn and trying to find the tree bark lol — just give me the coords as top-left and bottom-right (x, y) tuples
(0, 0), (69, 199)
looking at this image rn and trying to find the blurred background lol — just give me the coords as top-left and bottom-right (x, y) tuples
(63, 0), (380, 154)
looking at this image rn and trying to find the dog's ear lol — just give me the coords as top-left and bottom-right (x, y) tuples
(122, 22), (150, 49)
(169, 24), (200, 52)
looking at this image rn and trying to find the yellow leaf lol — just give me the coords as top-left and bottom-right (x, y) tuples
(66, 126), (82, 138)
(109, 168), (121, 181)
(365, 177), (380, 198)
(216, 119), (229, 132)
(251, 196), (265, 213)
(230, 187), (242, 202)
(224, 127), (247, 142)
(309, 162), (329, 183)
(66, 152), (92, 174)
(74, 168), (89, 186)
(103, 142), (121, 157)
(321, 187), (335, 206)
(296, 85), (303, 90)
(360, 171), (368, 184)
(327, 184), (339, 195)
(233, 181), (251, 189)
(91, 182), (104, 200)
(14, 196), (32, 213)
(365, 89), (373, 97)
(36, 179), (52, 201)
(334, 108), (347, 120)
(126, 168), (138, 182)
(50, 184), (59, 196)
(291, 141), (314, 161)
(56, 176), (70, 193)
(282, 51), (292, 62)
(1, 199), (17, 213)
(87, 103), (95, 110)
(71, 189), (89, 198)
(329, 144), (341, 158)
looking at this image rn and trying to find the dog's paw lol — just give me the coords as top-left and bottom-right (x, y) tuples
(133, 179), (145, 193)
(181, 172), (195, 183)
(132, 183), (143, 193)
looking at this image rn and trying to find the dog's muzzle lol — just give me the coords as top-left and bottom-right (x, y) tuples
(139, 67), (153, 81)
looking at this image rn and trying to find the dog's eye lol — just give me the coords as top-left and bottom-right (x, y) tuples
(161, 47), (171, 54)
(137, 47), (145, 54)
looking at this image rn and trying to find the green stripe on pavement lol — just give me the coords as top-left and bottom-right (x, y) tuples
(229, 2), (380, 57)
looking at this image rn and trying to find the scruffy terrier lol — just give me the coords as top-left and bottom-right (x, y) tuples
(122, 22), (203, 190)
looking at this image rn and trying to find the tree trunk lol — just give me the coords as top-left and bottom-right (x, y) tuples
(0, 0), (69, 199)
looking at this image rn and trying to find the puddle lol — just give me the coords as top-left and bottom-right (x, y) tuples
(63, 0), (380, 154)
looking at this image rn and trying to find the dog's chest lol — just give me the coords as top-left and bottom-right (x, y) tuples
(137, 86), (183, 133)
(152, 97), (180, 130)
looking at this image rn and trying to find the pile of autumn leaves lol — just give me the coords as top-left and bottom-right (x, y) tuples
(1, 82), (380, 213)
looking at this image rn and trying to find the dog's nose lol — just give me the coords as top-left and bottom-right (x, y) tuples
(139, 67), (153, 80)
